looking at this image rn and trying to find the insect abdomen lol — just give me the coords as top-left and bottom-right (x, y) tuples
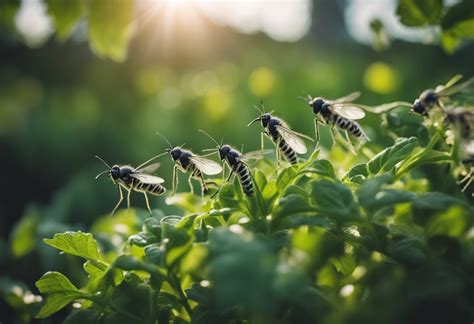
(132, 179), (166, 196)
(188, 163), (204, 179)
(233, 163), (254, 196)
(332, 114), (363, 138)
(276, 138), (298, 164)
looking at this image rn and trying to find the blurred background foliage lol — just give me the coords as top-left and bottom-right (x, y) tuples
(0, 0), (473, 322)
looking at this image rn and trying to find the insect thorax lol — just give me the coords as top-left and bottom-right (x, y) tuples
(420, 89), (437, 105)
(179, 151), (192, 169)
(119, 166), (135, 184)
(226, 150), (240, 167)
(268, 118), (281, 139)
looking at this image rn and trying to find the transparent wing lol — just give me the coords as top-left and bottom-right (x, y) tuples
(240, 150), (272, 163)
(275, 125), (311, 154)
(368, 101), (412, 113)
(444, 74), (463, 88)
(131, 173), (165, 184)
(189, 155), (223, 175)
(136, 163), (160, 174)
(437, 77), (473, 97)
(332, 91), (361, 104)
(331, 104), (366, 120)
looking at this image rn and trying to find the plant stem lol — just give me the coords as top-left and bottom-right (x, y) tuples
(168, 270), (193, 318)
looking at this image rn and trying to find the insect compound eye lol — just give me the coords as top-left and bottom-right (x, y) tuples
(312, 98), (324, 114)
(110, 166), (120, 179)
(171, 147), (181, 160)
(262, 114), (271, 127)
(219, 145), (230, 160)
(412, 101), (426, 115)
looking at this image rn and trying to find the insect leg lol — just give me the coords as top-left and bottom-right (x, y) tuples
(188, 173), (195, 194)
(226, 170), (234, 183)
(330, 125), (337, 147)
(345, 130), (357, 155)
(143, 192), (152, 215)
(172, 165), (178, 196)
(459, 167), (473, 192)
(275, 138), (281, 167)
(210, 170), (235, 199)
(126, 188), (132, 209)
(111, 185), (124, 216)
(461, 174), (473, 192)
(200, 176), (208, 196)
(260, 132), (265, 153)
(314, 118), (320, 146)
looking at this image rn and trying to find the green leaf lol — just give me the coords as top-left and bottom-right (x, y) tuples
(128, 231), (159, 247)
(292, 227), (344, 271)
(109, 276), (153, 322)
(344, 163), (369, 183)
(396, 0), (443, 26)
(262, 180), (278, 200)
(46, 0), (84, 40)
(441, 1), (474, 35)
(367, 137), (417, 175)
(88, 0), (135, 62)
(273, 193), (314, 219)
(311, 179), (359, 222)
(277, 165), (297, 193)
(64, 309), (101, 324)
(396, 149), (452, 178)
(218, 183), (240, 208)
(35, 272), (86, 318)
(388, 237), (427, 265)
(425, 206), (471, 238)
(331, 254), (356, 276)
(300, 159), (337, 179)
(413, 192), (471, 211)
(44, 231), (101, 261)
(10, 208), (39, 257)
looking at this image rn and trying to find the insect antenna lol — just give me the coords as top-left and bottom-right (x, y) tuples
(95, 170), (110, 180)
(136, 152), (169, 170)
(298, 91), (312, 102)
(156, 132), (173, 149)
(198, 129), (220, 147)
(95, 155), (112, 168)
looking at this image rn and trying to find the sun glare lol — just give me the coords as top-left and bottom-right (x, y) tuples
(137, 0), (312, 46)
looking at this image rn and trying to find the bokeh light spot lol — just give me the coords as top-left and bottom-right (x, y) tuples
(191, 70), (218, 96)
(135, 69), (161, 96)
(248, 67), (277, 97)
(202, 87), (232, 121)
(363, 62), (399, 94)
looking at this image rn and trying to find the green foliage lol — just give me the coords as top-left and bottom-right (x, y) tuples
(88, 0), (135, 62)
(396, 0), (443, 26)
(397, 0), (474, 53)
(10, 207), (39, 258)
(32, 117), (474, 322)
(35, 272), (87, 318)
(46, 0), (85, 40)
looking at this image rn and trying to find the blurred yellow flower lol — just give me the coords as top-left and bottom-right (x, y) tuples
(248, 67), (277, 96)
(363, 62), (399, 94)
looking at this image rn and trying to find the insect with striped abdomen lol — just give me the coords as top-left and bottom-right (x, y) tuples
(199, 130), (269, 196)
(156, 132), (222, 195)
(372, 75), (474, 117)
(247, 103), (313, 165)
(443, 107), (474, 140)
(305, 91), (369, 148)
(95, 154), (166, 215)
